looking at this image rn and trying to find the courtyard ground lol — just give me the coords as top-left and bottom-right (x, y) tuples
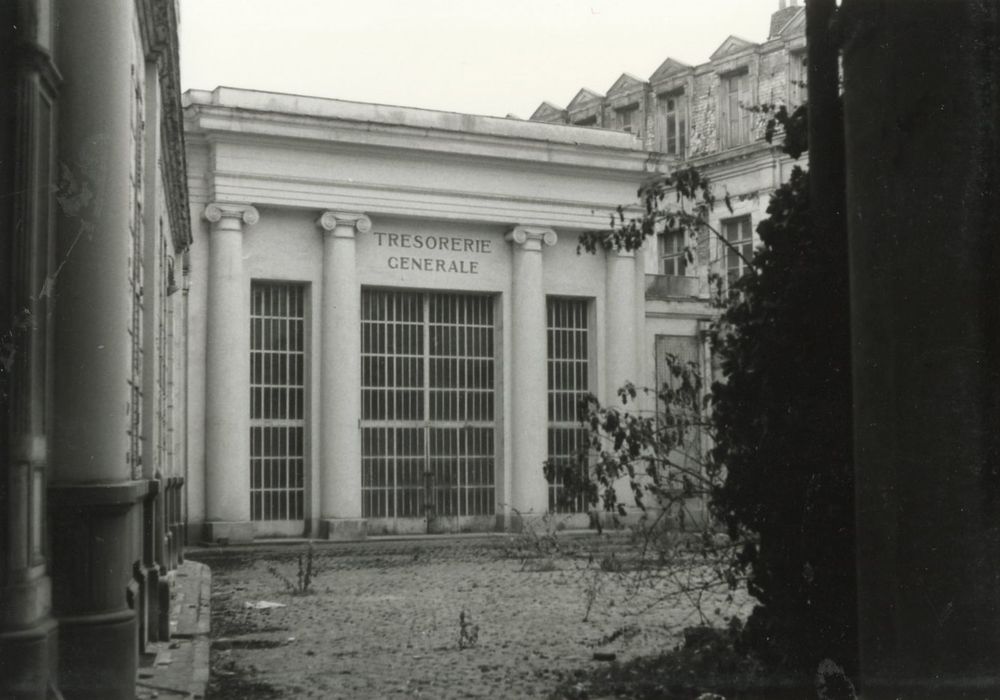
(193, 531), (750, 699)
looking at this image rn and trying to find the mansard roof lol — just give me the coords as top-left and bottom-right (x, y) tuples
(606, 72), (646, 99)
(773, 6), (805, 38)
(530, 101), (567, 122)
(649, 57), (692, 85)
(566, 88), (605, 112)
(710, 35), (757, 61)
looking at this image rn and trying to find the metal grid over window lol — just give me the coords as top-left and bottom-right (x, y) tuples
(361, 290), (496, 519)
(546, 298), (591, 513)
(250, 283), (306, 521)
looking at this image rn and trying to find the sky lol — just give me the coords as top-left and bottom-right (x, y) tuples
(180, 0), (786, 119)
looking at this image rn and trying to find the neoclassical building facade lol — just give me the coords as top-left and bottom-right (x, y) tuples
(184, 88), (665, 540)
(181, 4), (807, 544)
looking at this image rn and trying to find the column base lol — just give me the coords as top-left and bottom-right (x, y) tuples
(0, 617), (58, 700)
(507, 510), (549, 533)
(57, 609), (136, 699)
(135, 564), (157, 651)
(202, 521), (254, 544)
(320, 518), (368, 541)
(157, 575), (171, 641)
(49, 479), (148, 700)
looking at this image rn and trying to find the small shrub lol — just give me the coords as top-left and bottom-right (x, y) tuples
(264, 543), (319, 595)
(598, 553), (623, 573)
(458, 610), (479, 649)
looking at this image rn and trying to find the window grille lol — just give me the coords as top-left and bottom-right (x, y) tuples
(546, 298), (591, 513)
(250, 282), (307, 521)
(723, 216), (754, 288)
(361, 290), (496, 519)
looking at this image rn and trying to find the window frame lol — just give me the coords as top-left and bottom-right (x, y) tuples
(614, 103), (639, 134)
(719, 68), (753, 149)
(722, 215), (754, 288)
(658, 228), (688, 277)
(788, 50), (807, 107)
(655, 89), (688, 156)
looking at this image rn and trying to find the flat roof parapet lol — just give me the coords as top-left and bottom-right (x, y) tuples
(183, 86), (642, 150)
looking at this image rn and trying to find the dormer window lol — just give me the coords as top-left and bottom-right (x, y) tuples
(573, 114), (597, 127)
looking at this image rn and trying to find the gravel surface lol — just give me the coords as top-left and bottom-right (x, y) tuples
(195, 534), (750, 699)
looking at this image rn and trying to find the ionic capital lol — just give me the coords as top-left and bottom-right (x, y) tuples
(318, 211), (372, 238)
(506, 225), (557, 252)
(204, 203), (259, 228)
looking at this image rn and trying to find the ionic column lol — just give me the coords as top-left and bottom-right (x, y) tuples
(507, 226), (557, 520)
(318, 212), (369, 540)
(606, 248), (637, 395)
(203, 203), (258, 542)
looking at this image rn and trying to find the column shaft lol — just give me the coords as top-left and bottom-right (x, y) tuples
(319, 212), (367, 540)
(203, 203), (256, 542)
(48, 2), (145, 695)
(507, 226), (556, 519)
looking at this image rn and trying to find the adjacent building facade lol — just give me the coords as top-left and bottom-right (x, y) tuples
(531, 1), (806, 405)
(0, 1), (190, 697)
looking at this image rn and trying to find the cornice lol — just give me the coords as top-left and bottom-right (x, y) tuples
(205, 169), (645, 230)
(185, 104), (657, 178)
(137, 0), (192, 253)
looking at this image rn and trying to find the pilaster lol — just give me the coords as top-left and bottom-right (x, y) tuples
(203, 203), (258, 543)
(318, 212), (369, 540)
(606, 247), (638, 394)
(506, 226), (557, 523)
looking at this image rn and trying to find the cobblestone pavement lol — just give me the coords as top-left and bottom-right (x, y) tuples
(194, 533), (750, 699)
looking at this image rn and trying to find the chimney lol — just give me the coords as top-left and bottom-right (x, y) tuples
(779, 0), (787, 8)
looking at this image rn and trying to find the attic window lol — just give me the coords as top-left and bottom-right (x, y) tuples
(719, 69), (752, 149)
(655, 90), (687, 156)
(615, 105), (639, 133)
(573, 115), (597, 127)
